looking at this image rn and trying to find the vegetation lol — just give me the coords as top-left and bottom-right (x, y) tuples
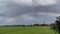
(50, 16), (60, 34)
(0, 16), (60, 34)
(0, 26), (58, 34)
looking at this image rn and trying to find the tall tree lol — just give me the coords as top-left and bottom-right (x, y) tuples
(55, 16), (60, 33)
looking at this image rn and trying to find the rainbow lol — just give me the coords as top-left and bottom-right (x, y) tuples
(37, 12), (60, 16)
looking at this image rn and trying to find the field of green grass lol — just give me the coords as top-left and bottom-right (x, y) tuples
(0, 26), (59, 34)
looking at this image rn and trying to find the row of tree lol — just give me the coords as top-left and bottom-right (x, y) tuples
(1, 23), (49, 27)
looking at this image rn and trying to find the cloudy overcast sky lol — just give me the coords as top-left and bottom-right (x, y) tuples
(0, 0), (60, 25)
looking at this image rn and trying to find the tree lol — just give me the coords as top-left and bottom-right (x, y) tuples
(51, 16), (60, 33)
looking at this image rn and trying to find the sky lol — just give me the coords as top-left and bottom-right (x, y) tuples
(0, 0), (60, 25)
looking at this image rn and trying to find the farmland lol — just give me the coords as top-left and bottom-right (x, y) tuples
(0, 26), (58, 34)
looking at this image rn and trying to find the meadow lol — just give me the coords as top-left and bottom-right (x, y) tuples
(0, 26), (58, 34)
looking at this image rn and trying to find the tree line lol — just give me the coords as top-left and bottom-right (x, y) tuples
(1, 23), (50, 27)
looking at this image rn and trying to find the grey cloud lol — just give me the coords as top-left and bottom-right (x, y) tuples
(1, 1), (32, 18)
(0, 0), (60, 18)
(33, 5), (57, 13)
(0, 0), (60, 25)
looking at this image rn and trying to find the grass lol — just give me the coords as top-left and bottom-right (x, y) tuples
(0, 26), (59, 34)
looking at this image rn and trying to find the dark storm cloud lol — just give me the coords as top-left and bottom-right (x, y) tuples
(33, 5), (57, 13)
(0, 0), (32, 18)
(0, 0), (60, 18)
(2, 3), (32, 17)
(0, 0), (59, 25)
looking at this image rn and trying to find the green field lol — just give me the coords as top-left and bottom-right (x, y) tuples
(0, 26), (59, 34)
